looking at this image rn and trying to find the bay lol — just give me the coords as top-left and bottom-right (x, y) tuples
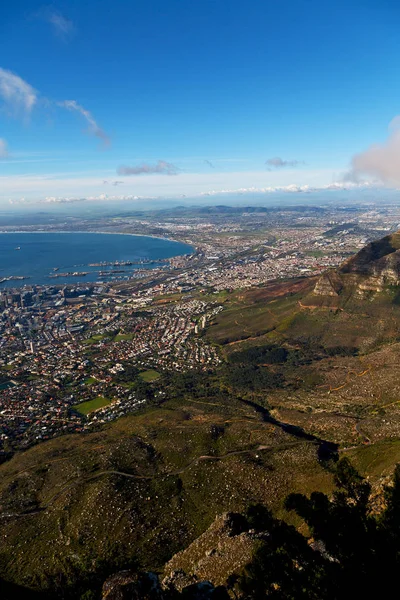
(0, 232), (193, 288)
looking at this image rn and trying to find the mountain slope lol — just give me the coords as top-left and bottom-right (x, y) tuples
(309, 230), (400, 302)
(3, 232), (400, 596)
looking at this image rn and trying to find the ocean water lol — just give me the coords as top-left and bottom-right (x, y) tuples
(0, 232), (193, 288)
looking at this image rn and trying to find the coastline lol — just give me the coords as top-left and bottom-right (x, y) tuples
(0, 231), (195, 289)
(0, 229), (195, 251)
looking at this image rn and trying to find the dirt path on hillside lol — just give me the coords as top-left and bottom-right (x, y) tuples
(0, 440), (318, 520)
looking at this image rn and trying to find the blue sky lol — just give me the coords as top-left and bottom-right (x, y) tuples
(1, 0), (400, 203)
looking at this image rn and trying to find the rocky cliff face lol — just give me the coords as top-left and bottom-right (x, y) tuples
(101, 513), (258, 600)
(312, 231), (400, 300)
(313, 272), (343, 297)
(101, 570), (229, 600)
(102, 571), (163, 600)
(340, 232), (400, 276)
(339, 231), (400, 289)
(163, 513), (258, 591)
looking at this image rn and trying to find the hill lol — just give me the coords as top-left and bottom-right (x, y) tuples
(208, 231), (400, 350)
(0, 395), (334, 598)
(3, 231), (400, 597)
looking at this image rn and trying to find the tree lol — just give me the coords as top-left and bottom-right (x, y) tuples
(239, 458), (400, 599)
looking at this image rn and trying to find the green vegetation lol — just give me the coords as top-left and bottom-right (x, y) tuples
(196, 289), (230, 302)
(4, 319), (400, 599)
(114, 333), (134, 341)
(237, 459), (400, 599)
(113, 363), (140, 383)
(223, 364), (284, 391)
(73, 396), (112, 415)
(154, 292), (183, 302)
(205, 290), (303, 345)
(304, 250), (326, 258)
(79, 458), (400, 600)
(206, 266), (400, 354)
(347, 440), (400, 477)
(229, 344), (288, 365)
(6, 235), (400, 597)
(5, 454), (395, 599)
(0, 390), (333, 597)
(210, 290), (230, 301)
(139, 369), (161, 382)
(84, 377), (98, 386)
(83, 334), (108, 345)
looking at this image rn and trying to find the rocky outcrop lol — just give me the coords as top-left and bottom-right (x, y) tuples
(102, 570), (229, 600)
(313, 271), (343, 297)
(163, 513), (256, 591)
(340, 231), (400, 285)
(309, 232), (400, 301)
(179, 581), (229, 599)
(102, 571), (164, 600)
(340, 232), (400, 273)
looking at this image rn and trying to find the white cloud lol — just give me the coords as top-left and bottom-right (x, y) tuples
(117, 160), (179, 175)
(198, 180), (378, 196)
(348, 117), (400, 186)
(47, 10), (74, 39)
(5, 178), (379, 206)
(0, 68), (37, 117)
(266, 157), (303, 169)
(35, 7), (75, 40)
(0, 67), (109, 147)
(0, 168), (377, 204)
(58, 100), (110, 146)
(0, 138), (8, 158)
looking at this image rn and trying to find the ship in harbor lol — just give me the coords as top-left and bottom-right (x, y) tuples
(48, 271), (89, 279)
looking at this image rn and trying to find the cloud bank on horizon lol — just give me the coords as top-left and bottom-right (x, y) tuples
(6, 179), (377, 206)
(1, 167), (377, 206)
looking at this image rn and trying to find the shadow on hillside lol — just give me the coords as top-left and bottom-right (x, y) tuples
(239, 397), (339, 464)
(0, 578), (41, 599)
